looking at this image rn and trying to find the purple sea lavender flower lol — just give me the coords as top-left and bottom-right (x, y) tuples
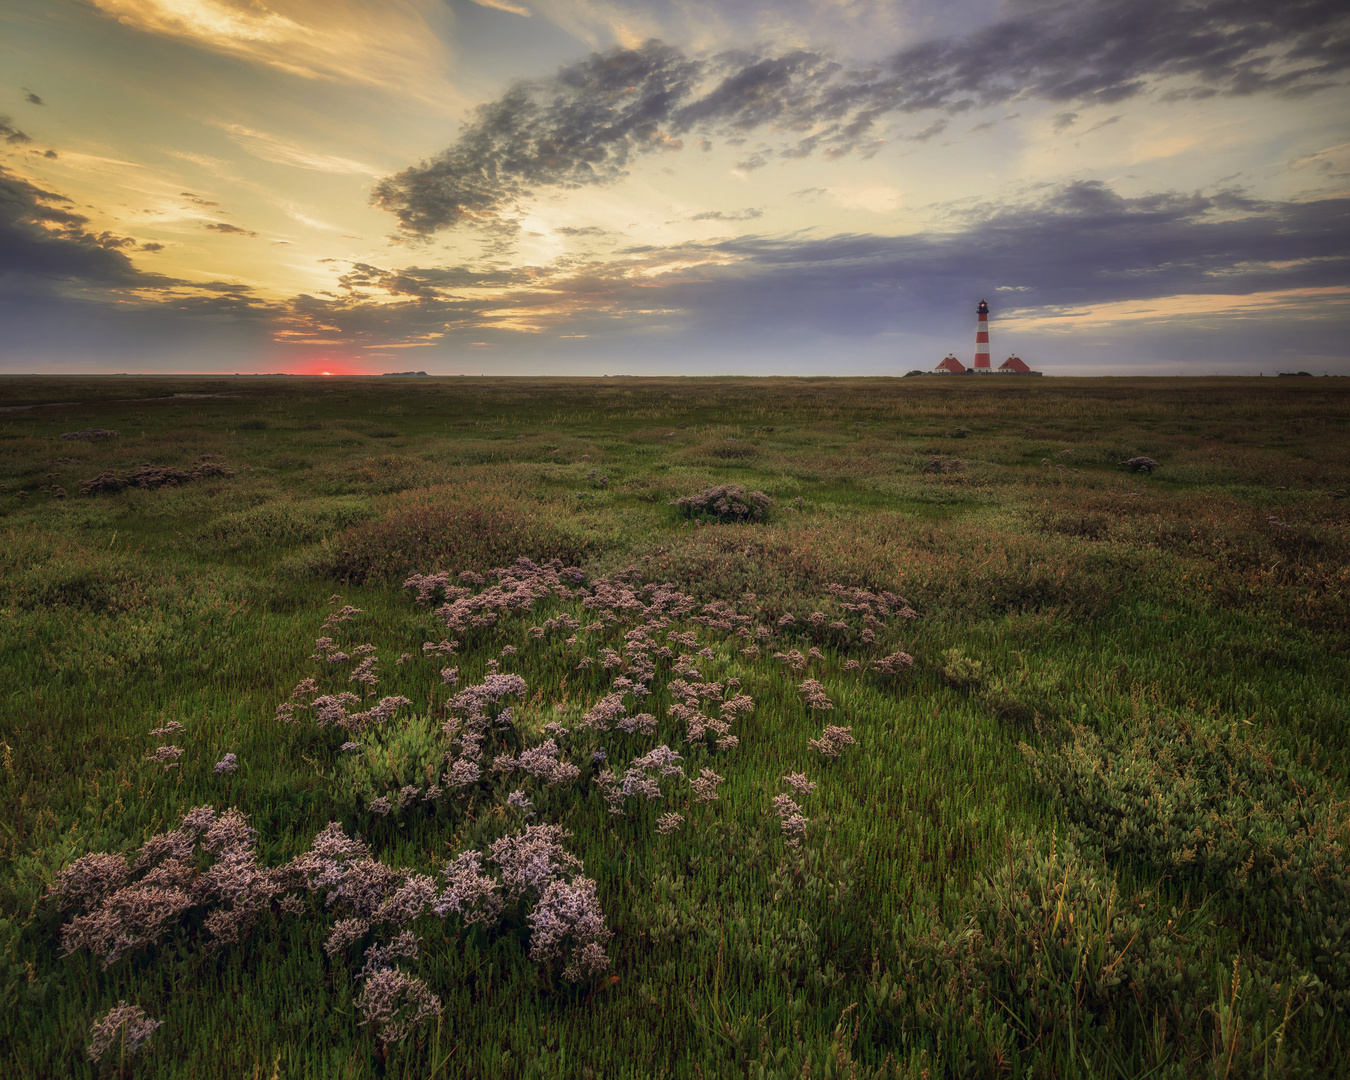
(213, 753), (238, 775)
(490, 824), (583, 901)
(374, 874), (439, 927)
(433, 851), (503, 925)
(809, 725), (857, 757)
(526, 874), (612, 980)
(690, 768), (724, 802)
(442, 757), (481, 788)
(656, 812), (684, 835)
(321, 604), (362, 629)
(49, 853), (130, 912)
(873, 651), (914, 675)
(782, 772), (817, 795)
(771, 793), (809, 847)
(145, 745), (183, 770)
(349, 657), (379, 692)
(355, 968), (440, 1044)
(148, 720), (183, 737)
(87, 1002), (163, 1062)
(576, 692), (625, 732)
(798, 679), (833, 710)
(630, 745), (684, 777)
(507, 790), (535, 816)
(61, 884), (195, 968)
(357, 929), (421, 980)
(616, 712), (658, 735)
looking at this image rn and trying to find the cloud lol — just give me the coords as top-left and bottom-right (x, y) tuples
(1052, 111), (1079, 133)
(219, 124), (382, 175)
(84, 1), (458, 102)
(1084, 115), (1123, 135)
(204, 222), (257, 237)
(0, 165), (147, 285)
(1, 116), (32, 145)
(469, 0), (532, 15)
(182, 192), (220, 207)
(375, 3), (1349, 235)
(689, 208), (763, 221)
(24, 91), (45, 106)
(275, 180), (1348, 359)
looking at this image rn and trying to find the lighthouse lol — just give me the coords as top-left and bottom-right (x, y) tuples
(974, 299), (991, 372)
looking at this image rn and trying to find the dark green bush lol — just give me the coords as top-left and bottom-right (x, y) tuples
(305, 485), (596, 585)
(199, 496), (373, 554)
(1022, 715), (1350, 1008)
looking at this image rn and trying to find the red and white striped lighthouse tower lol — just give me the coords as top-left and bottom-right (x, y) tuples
(974, 299), (991, 371)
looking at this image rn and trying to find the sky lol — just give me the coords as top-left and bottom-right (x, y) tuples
(1, 0), (1347, 376)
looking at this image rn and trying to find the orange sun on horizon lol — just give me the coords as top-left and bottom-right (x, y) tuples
(293, 357), (368, 377)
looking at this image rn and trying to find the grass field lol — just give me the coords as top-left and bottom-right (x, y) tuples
(1, 375), (1347, 1078)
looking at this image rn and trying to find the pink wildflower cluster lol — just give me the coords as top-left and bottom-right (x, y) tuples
(53, 806), (296, 968)
(772, 793), (810, 847)
(594, 745), (683, 815)
(355, 968), (441, 1044)
(872, 650), (915, 675)
(809, 725), (858, 758)
(404, 558), (585, 633)
(86, 1001), (162, 1062)
(798, 678), (834, 710)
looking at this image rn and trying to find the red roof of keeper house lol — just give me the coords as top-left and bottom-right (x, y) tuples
(935, 354), (967, 373)
(998, 355), (1031, 373)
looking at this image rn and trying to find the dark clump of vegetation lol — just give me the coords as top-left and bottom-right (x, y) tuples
(672, 482), (773, 521)
(922, 454), (963, 474)
(78, 459), (237, 494)
(1024, 712), (1350, 1010)
(306, 484), (596, 585)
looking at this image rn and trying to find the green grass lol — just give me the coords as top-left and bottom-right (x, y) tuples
(1, 375), (1347, 1077)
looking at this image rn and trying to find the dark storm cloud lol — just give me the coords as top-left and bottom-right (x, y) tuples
(374, 1), (1350, 235)
(0, 165), (147, 284)
(1, 116), (32, 144)
(285, 182), (1348, 352)
(680, 184), (1350, 334)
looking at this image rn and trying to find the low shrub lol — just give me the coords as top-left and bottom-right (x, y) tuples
(921, 455), (963, 474)
(672, 484), (773, 522)
(304, 485), (596, 585)
(78, 461), (237, 495)
(869, 832), (1316, 1075)
(1023, 714), (1350, 1009)
(199, 496), (373, 554)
